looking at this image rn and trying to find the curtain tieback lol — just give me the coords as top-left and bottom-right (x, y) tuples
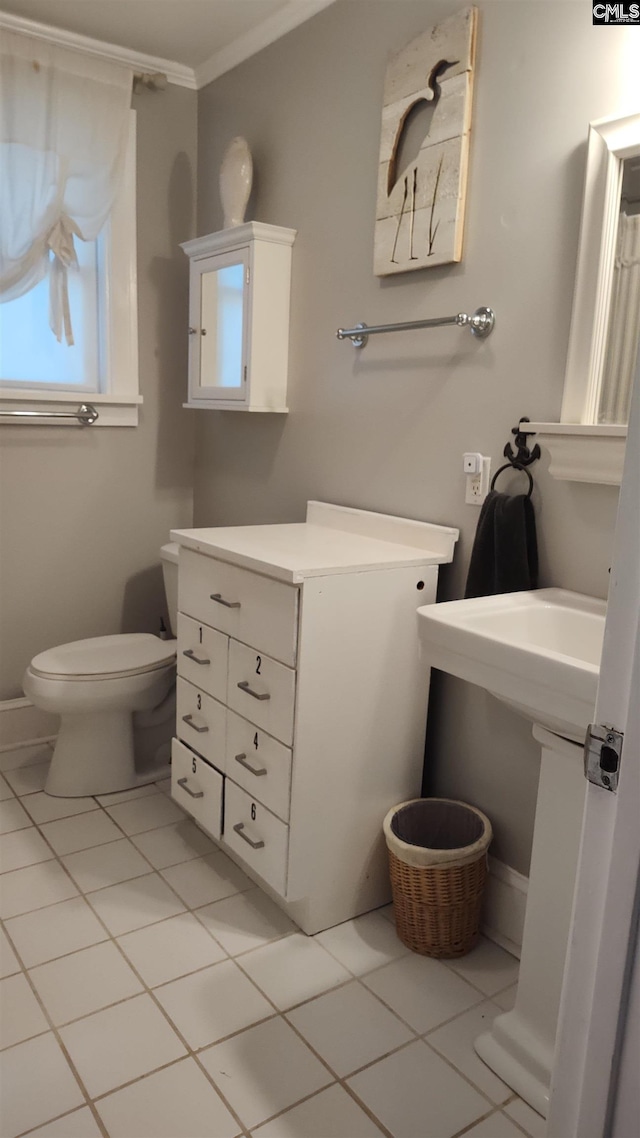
(46, 216), (78, 346)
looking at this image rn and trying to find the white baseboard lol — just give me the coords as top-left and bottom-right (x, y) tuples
(483, 856), (529, 960)
(0, 697), (58, 752)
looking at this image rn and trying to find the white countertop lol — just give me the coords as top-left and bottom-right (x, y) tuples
(171, 502), (458, 584)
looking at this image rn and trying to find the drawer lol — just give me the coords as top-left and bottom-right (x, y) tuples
(176, 677), (226, 770)
(223, 780), (289, 897)
(179, 547), (299, 667)
(225, 709), (292, 823)
(171, 737), (223, 839)
(227, 639), (295, 747)
(177, 613), (228, 701)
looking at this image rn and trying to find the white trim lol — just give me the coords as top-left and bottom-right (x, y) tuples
(195, 0), (336, 88)
(0, 697), (58, 752)
(526, 422), (627, 484)
(482, 856), (528, 960)
(181, 222), (297, 261)
(0, 8), (197, 88)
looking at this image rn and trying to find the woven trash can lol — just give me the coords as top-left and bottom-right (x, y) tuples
(383, 798), (492, 958)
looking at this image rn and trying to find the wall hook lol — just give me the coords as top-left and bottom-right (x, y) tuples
(504, 417), (541, 468)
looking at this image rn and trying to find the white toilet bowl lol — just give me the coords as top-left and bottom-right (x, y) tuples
(23, 542), (181, 798)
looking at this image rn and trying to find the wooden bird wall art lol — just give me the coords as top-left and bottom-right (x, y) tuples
(374, 6), (477, 276)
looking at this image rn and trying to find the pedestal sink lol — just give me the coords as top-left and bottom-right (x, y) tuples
(418, 588), (606, 1118)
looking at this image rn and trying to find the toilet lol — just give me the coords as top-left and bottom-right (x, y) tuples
(23, 543), (180, 798)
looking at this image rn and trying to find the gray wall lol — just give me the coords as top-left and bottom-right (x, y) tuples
(194, 0), (635, 874)
(0, 84), (197, 699)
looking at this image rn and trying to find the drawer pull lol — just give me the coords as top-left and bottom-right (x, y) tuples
(235, 752), (267, 777)
(237, 680), (271, 702)
(233, 822), (265, 850)
(210, 593), (241, 609)
(177, 777), (204, 800)
(182, 714), (209, 734)
(182, 649), (211, 666)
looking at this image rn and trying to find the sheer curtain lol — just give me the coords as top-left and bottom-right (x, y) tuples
(0, 30), (132, 344)
(599, 212), (640, 425)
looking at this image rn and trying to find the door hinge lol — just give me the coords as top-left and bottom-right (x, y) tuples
(584, 724), (623, 792)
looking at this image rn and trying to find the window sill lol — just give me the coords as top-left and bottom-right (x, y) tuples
(526, 422), (627, 485)
(0, 392), (142, 428)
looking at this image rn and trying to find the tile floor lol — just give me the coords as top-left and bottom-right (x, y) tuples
(0, 741), (546, 1138)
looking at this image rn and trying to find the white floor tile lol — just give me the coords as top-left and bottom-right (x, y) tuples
(504, 1098), (547, 1137)
(29, 940), (143, 1025)
(154, 958), (274, 1049)
(117, 911), (227, 987)
(348, 1039), (489, 1138)
(0, 743), (53, 775)
(426, 1000), (512, 1103)
(0, 797), (32, 834)
(22, 792), (98, 825)
(62, 837), (150, 893)
(96, 783), (161, 806)
(4, 896), (107, 968)
(239, 934), (351, 1010)
(161, 852), (252, 909)
(464, 1111), (526, 1138)
(131, 817), (216, 869)
(200, 1016), (332, 1130)
(0, 860), (78, 920)
(59, 993), (186, 1098)
(0, 927), (20, 977)
(96, 1056), (240, 1138)
(494, 982), (518, 1012)
(104, 794), (186, 835)
(0, 1032), (84, 1137)
(86, 872), (186, 936)
(254, 1084), (384, 1138)
(40, 810), (122, 856)
(26, 1106), (102, 1137)
(445, 937), (521, 997)
(287, 979), (414, 1076)
(0, 973), (49, 1048)
(315, 910), (408, 976)
(196, 887), (295, 956)
(0, 773), (14, 800)
(362, 951), (481, 1034)
(4, 760), (50, 797)
(0, 826), (54, 872)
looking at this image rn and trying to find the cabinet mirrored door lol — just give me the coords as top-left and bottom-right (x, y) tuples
(189, 247), (249, 402)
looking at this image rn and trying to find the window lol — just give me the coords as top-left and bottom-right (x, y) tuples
(0, 112), (140, 426)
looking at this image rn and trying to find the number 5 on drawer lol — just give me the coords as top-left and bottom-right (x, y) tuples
(171, 738), (223, 840)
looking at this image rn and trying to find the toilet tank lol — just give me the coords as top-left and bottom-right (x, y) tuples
(160, 543), (180, 636)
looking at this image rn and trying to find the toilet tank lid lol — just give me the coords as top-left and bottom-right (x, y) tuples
(161, 542), (180, 564)
(31, 634), (176, 679)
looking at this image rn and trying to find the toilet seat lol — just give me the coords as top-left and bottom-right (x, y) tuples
(30, 634), (176, 682)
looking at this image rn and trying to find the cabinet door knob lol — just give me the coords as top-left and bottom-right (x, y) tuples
(188, 326), (198, 335)
(177, 777), (204, 799)
(237, 681), (270, 702)
(233, 822), (265, 849)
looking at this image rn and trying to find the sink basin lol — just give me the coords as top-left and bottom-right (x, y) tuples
(417, 588), (606, 742)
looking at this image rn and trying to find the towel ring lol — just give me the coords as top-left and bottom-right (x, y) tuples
(491, 461), (534, 498)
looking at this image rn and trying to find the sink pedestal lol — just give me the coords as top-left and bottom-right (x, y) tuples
(475, 725), (586, 1117)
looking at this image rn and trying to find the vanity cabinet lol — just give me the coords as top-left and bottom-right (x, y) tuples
(181, 222), (296, 413)
(170, 501), (458, 934)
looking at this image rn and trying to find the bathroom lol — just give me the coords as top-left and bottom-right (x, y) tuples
(0, 2), (639, 1136)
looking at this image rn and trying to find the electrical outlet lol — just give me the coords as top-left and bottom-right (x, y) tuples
(465, 456), (491, 505)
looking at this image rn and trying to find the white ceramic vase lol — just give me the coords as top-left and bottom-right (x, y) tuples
(219, 137), (253, 228)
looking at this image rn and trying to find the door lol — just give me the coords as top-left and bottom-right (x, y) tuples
(547, 348), (640, 1137)
(188, 246), (249, 404)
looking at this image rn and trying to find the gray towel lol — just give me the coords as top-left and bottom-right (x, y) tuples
(465, 490), (538, 599)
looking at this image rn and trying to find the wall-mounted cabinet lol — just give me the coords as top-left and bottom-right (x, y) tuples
(181, 222), (296, 413)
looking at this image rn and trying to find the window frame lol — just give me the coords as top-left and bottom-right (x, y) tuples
(0, 110), (141, 427)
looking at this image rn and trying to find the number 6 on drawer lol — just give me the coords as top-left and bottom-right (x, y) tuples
(224, 781), (289, 896)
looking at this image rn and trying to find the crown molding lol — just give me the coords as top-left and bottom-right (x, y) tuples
(195, 0), (336, 89)
(0, 8), (197, 88)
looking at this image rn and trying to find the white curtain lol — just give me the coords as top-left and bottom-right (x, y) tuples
(599, 212), (640, 425)
(0, 30), (132, 344)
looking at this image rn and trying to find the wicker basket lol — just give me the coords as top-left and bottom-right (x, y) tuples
(383, 798), (492, 958)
